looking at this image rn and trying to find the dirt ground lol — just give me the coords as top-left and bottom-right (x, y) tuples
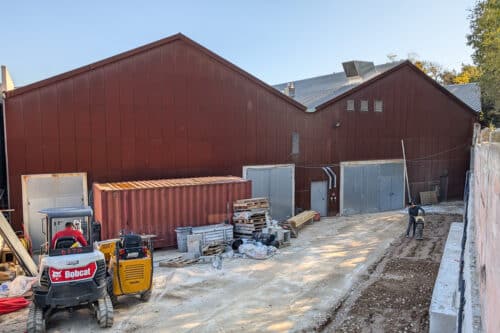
(0, 202), (463, 333)
(322, 213), (463, 333)
(1, 210), (408, 333)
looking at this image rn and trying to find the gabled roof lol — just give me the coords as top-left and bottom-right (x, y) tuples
(274, 61), (480, 114)
(444, 83), (481, 112)
(6, 34), (307, 111)
(273, 61), (403, 110)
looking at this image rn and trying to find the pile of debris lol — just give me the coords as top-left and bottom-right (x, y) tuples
(162, 197), (321, 268)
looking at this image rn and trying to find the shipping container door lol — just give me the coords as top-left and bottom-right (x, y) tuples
(22, 173), (88, 253)
(243, 165), (294, 221)
(341, 160), (404, 215)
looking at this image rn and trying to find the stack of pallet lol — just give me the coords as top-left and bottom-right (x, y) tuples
(233, 198), (269, 239)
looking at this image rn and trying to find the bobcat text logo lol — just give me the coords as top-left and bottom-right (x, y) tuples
(49, 262), (97, 283)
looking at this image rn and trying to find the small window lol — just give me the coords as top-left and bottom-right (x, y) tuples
(374, 100), (383, 112)
(292, 132), (299, 155)
(360, 100), (369, 112)
(346, 99), (355, 111)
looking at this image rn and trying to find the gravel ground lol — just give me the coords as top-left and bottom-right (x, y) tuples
(323, 213), (463, 333)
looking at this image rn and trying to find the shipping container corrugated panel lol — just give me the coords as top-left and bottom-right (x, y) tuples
(93, 176), (251, 248)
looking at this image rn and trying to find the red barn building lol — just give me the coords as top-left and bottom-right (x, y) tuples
(1, 34), (477, 231)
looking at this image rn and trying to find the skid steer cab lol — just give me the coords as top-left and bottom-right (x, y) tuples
(97, 233), (154, 304)
(28, 207), (113, 333)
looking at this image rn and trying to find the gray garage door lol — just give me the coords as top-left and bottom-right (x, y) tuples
(341, 161), (404, 215)
(244, 165), (294, 221)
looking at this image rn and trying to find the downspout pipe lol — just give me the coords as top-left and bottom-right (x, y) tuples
(322, 167), (332, 190)
(326, 167), (337, 188)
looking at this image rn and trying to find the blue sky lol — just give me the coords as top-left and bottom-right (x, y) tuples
(1, 0), (476, 86)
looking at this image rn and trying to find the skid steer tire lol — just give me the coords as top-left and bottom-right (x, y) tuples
(106, 276), (118, 305)
(96, 295), (114, 328)
(27, 303), (46, 333)
(140, 290), (152, 302)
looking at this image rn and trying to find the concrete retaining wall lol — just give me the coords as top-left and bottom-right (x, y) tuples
(462, 176), (483, 332)
(430, 222), (463, 333)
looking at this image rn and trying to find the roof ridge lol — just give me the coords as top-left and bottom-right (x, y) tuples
(5, 33), (307, 110)
(273, 61), (403, 87)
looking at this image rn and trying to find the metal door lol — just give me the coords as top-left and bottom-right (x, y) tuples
(341, 161), (404, 215)
(244, 165), (294, 221)
(310, 181), (328, 216)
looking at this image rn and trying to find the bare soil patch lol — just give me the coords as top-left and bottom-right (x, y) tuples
(324, 214), (462, 333)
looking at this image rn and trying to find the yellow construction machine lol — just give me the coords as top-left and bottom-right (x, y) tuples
(97, 234), (154, 304)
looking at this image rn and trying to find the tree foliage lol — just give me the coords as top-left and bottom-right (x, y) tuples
(412, 60), (480, 85)
(467, 0), (500, 126)
(453, 64), (482, 84)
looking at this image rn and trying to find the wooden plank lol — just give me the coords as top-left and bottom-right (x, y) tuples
(420, 191), (438, 205)
(0, 214), (38, 276)
(283, 210), (317, 238)
(287, 210), (316, 227)
(158, 256), (199, 268)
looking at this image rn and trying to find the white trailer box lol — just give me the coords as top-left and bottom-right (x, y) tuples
(22, 173), (88, 254)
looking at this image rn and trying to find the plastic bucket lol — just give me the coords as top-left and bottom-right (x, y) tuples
(175, 227), (192, 252)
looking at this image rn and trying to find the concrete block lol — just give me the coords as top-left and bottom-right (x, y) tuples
(187, 234), (202, 258)
(429, 222), (463, 333)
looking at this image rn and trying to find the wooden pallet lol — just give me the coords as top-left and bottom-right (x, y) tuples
(202, 243), (225, 256)
(420, 191), (438, 205)
(233, 197), (270, 211)
(233, 217), (266, 225)
(159, 256), (199, 268)
(235, 222), (265, 231)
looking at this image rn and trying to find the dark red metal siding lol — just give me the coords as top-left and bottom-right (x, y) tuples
(295, 65), (475, 213)
(4, 40), (475, 230)
(93, 177), (251, 248)
(5, 38), (304, 231)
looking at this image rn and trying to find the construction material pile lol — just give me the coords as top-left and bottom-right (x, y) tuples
(163, 197), (318, 268)
(232, 198), (269, 239)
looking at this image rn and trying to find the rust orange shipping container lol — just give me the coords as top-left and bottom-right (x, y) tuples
(93, 176), (251, 248)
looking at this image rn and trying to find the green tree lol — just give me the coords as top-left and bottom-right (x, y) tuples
(467, 0), (500, 126)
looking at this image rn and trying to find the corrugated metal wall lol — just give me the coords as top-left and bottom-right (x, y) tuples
(93, 177), (251, 248)
(4, 35), (305, 230)
(4, 35), (475, 231)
